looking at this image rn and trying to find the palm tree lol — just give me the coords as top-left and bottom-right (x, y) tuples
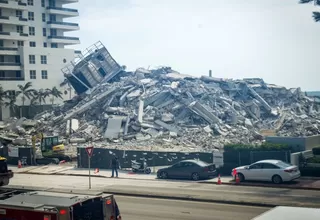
(48, 86), (63, 105)
(33, 89), (50, 106)
(31, 89), (50, 113)
(0, 85), (5, 106)
(4, 95), (18, 117)
(16, 82), (36, 118)
(299, 0), (320, 22)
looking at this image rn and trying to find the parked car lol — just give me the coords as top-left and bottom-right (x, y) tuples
(232, 160), (301, 184)
(157, 159), (217, 181)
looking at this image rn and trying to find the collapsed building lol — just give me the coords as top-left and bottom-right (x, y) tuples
(1, 41), (320, 153)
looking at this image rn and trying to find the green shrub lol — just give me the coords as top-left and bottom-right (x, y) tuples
(312, 147), (320, 155)
(224, 143), (290, 152)
(300, 167), (320, 177)
(307, 157), (320, 164)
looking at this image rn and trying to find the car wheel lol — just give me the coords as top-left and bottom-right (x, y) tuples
(160, 171), (168, 179)
(238, 173), (245, 182)
(272, 175), (283, 184)
(191, 172), (200, 181)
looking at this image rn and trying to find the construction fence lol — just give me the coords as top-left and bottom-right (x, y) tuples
(220, 150), (291, 174)
(77, 147), (214, 169)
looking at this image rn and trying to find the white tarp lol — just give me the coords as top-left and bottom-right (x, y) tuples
(8, 146), (19, 157)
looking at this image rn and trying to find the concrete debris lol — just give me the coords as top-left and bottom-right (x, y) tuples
(1, 67), (320, 153)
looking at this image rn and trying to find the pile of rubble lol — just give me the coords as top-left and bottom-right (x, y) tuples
(1, 67), (320, 152)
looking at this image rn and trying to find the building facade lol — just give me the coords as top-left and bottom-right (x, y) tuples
(0, 0), (80, 119)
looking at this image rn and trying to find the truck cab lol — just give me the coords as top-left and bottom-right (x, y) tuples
(0, 157), (13, 186)
(0, 190), (121, 220)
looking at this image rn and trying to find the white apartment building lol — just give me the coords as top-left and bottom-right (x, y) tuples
(0, 0), (80, 119)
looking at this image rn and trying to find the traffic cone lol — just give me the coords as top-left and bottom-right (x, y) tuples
(235, 174), (240, 184)
(94, 168), (99, 174)
(217, 174), (222, 185)
(18, 160), (22, 168)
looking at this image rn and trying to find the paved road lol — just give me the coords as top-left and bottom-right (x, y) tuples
(116, 196), (269, 220)
(9, 173), (320, 207)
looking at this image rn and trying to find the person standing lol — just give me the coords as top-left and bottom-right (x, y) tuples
(110, 154), (119, 178)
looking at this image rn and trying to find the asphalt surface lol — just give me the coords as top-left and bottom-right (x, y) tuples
(8, 173), (320, 207)
(116, 196), (269, 220)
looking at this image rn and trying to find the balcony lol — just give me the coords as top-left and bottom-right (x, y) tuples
(46, 6), (79, 17)
(48, 36), (80, 45)
(47, 21), (79, 31)
(0, 62), (21, 71)
(61, 0), (79, 4)
(0, 32), (28, 41)
(0, 0), (28, 10)
(0, 47), (18, 55)
(0, 16), (28, 26)
(0, 77), (24, 81)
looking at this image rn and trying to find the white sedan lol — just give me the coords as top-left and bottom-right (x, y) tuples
(232, 160), (301, 184)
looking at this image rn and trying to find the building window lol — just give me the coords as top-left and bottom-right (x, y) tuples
(41, 55), (47, 64)
(29, 41), (36, 47)
(50, 29), (57, 36)
(0, 71), (4, 78)
(41, 0), (45, 7)
(16, 71), (21, 78)
(51, 43), (57, 48)
(49, 0), (56, 7)
(18, 41), (24, 47)
(41, 70), (48, 79)
(28, 12), (34, 21)
(16, 26), (23, 34)
(15, 55), (20, 63)
(0, 40), (3, 47)
(27, 0), (34, 6)
(42, 28), (46, 37)
(29, 27), (35, 36)
(42, 13), (46, 22)
(29, 55), (35, 64)
(43, 42), (47, 48)
(30, 70), (36, 79)
(15, 10), (22, 18)
(49, 14), (56, 22)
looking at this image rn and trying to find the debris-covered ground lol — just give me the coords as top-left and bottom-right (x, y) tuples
(1, 66), (319, 153)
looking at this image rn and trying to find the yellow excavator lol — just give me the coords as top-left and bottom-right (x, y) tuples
(32, 133), (71, 164)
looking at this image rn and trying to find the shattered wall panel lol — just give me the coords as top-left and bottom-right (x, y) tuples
(104, 118), (123, 139)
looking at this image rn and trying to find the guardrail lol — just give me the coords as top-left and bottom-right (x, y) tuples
(46, 6), (78, 13)
(47, 21), (79, 26)
(48, 36), (79, 40)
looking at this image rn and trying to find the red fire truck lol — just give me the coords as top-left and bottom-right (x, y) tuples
(0, 190), (121, 220)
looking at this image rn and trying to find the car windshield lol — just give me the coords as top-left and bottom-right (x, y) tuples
(195, 161), (209, 167)
(276, 161), (291, 168)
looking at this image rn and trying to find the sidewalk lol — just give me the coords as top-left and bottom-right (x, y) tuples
(9, 165), (320, 190)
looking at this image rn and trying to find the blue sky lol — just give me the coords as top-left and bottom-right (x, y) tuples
(67, 0), (320, 91)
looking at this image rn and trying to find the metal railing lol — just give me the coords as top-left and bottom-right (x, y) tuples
(46, 6), (78, 13)
(18, 2), (27, 6)
(48, 36), (79, 40)
(0, 47), (18, 51)
(0, 62), (21, 66)
(0, 77), (24, 81)
(19, 33), (28, 36)
(0, 0), (8, 4)
(47, 21), (79, 26)
(0, 32), (10, 35)
(0, 16), (9, 20)
(19, 17), (28, 21)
